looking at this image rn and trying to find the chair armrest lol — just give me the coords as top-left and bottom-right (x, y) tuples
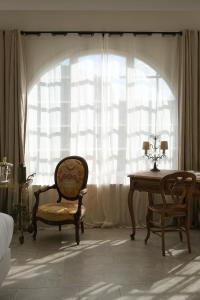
(32, 184), (56, 218)
(76, 188), (88, 217)
(79, 188), (87, 197)
(34, 184), (56, 196)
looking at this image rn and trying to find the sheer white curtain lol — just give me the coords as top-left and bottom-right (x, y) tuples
(24, 34), (179, 227)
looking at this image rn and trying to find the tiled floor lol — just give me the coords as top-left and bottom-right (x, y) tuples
(1, 227), (200, 299)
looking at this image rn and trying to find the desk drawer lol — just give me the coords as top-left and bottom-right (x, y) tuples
(133, 180), (161, 193)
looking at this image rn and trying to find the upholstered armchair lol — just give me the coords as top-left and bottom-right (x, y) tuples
(31, 156), (88, 245)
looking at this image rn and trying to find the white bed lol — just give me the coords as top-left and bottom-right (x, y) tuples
(0, 213), (13, 286)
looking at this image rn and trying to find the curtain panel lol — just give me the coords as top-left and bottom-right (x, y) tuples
(179, 30), (200, 171)
(179, 30), (200, 226)
(0, 30), (27, 212)
(24, 34), (179, 227)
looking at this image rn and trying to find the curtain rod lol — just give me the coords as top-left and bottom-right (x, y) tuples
(21, 31), (182, 36)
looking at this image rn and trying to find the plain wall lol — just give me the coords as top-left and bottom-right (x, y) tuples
(0, 10), (199, 31)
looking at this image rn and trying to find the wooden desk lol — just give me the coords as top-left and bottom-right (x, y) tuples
(128, 170), (200, 240)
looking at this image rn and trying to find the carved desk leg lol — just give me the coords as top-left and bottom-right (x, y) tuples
(145, 192), (153, 244)
(128, 178), (136, 240)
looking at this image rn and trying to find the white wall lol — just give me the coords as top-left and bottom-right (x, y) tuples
(0, 10), (199, 31)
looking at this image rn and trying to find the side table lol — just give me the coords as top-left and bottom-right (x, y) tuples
(16, 173), (35, 244)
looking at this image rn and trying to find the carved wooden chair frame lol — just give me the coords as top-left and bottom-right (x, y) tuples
(145, 171), (196, 256)
(32, 156), (88, 245)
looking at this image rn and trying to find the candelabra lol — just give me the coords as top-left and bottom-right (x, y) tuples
(142, 135), (168, 172)
(0, 157), (13, 183)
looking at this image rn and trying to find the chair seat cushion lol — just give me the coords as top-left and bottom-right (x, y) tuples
(36, 202), (86, 222)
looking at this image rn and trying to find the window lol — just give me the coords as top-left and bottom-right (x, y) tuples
(26, 54), (177, 185)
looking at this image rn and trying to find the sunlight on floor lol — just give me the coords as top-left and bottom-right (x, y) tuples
(1, 228), (200, 300)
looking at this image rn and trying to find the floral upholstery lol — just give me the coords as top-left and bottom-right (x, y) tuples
(56, 159), (85, 198)
(37, 202), (86, 222)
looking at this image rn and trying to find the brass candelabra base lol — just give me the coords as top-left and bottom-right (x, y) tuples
(151, 162), (160, 172)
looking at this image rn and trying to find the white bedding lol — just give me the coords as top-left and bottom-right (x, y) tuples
(0, 249), (11, 286)
(0, 213), (13, 260)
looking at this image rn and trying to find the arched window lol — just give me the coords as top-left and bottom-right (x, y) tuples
(26, 54), (178, 185)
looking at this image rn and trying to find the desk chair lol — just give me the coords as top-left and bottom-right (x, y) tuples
(145, 171), (196, 256)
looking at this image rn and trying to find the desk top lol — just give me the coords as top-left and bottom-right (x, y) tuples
(128, 170), (200, 183)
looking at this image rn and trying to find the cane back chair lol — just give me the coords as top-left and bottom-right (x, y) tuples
(32, 156), (88, 244)
(145, 171), (196, 256)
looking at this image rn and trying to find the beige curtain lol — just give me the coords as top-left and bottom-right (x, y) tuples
(179, 30), (200, 226)
(0, 30), (27, 212)
(179, 30), (200, 170)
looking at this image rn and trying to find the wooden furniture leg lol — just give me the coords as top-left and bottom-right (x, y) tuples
(185, 215), (191, 253)
(75, 222), (80, 245)
(145, 209), (151, 244)
(128, 182), (136, 240)
(145, 192), (153, 244)
(81, 221), (84, 233)
(161, 213), (165, 256)
(178, 217), (183, 242)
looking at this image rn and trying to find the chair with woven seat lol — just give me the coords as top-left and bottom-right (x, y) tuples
(145, 171), (196, 256)
(32, 156), (88, 245)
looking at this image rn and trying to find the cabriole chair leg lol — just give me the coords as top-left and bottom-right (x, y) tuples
(81, 221), (84, 234)
(32, 220), (37, 241)
(75, 223), (80, 245)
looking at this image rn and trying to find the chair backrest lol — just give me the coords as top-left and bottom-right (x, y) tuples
(160, 171), (196, 207)
(54, 156), (88, 200)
